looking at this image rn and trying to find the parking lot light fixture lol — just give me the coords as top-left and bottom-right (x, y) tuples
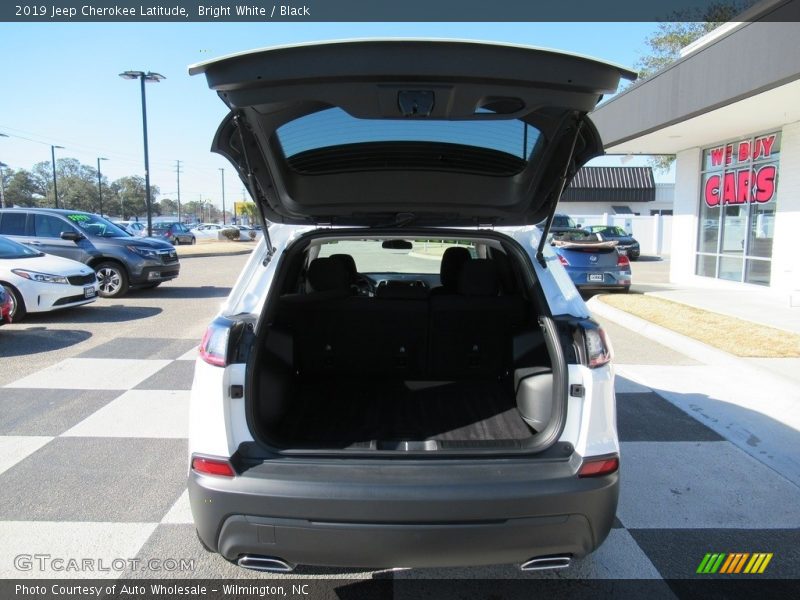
(51, 145), (65, 208)
(119, 70), (165, 236)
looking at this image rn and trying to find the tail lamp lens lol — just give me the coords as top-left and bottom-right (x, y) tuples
(584, 325), (613, 369)
(199, 319), (233, 367)
(558, 255), (570, 267)
(617, 253), (630, 267)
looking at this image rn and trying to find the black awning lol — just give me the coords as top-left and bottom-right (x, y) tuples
(562, 166), (655, 203)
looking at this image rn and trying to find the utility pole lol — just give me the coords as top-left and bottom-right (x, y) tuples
(219, 168), (226, 225)
(97, 157), (108, 216)
(51, 145), (64, 208)
(176, 160), (182, 222)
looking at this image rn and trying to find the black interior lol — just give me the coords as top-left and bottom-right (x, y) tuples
(251, 242), (552, 450)
(275, 379), (531, 447)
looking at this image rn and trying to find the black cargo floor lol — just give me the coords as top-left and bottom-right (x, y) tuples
(276, 379), (533, 446)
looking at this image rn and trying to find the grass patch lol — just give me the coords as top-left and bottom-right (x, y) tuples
(597, 293), (800, 358)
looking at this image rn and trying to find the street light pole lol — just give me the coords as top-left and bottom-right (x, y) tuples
(176, 159), (182, 222)
(219, 168), (226, 225)
(51, 144), (64, 208)
(97, 157), (108, 216)
(119, 70), (165, 237)
(0, 133), (7, 209)
(0, 161), (7, 209)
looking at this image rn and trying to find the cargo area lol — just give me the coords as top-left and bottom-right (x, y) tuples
(247, 236), (561, 452)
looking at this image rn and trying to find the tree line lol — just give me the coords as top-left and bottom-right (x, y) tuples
(0, 157), (232, 222)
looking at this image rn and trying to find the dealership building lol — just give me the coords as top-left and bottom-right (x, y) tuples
(591, 1), (800, 297)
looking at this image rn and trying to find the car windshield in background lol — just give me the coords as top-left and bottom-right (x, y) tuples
(550, 230), (599, 243)
(152, 223), (173, 230)
(277, 107), (543, 167)
(317, 239), (476, 274)
(66, 213), (129, 238)
(590, 226), (627, 237)
(0, 235), (42, 259)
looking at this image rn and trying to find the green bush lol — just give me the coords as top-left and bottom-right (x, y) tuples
(221, 228), (240, 241)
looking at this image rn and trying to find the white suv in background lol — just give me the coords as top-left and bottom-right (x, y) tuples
(187, 39), (632, 573)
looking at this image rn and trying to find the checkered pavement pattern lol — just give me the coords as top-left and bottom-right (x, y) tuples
(1, 337), (799, 581)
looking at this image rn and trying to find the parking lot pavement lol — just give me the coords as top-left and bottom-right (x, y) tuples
(1, 254), (798, 585)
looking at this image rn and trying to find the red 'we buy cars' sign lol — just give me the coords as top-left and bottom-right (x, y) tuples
(704, 134), (778, 208)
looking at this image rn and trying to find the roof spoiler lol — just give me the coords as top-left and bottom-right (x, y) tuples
(536, 119), (585, 268)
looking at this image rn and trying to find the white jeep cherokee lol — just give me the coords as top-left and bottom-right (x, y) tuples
(187, 39), (633, 573)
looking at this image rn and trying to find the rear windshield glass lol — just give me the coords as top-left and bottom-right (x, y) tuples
(277, 107), (542, 160)
(317, 239), (476, 274)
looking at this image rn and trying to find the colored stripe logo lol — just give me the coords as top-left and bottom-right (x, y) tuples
(697, 553), (773, 574)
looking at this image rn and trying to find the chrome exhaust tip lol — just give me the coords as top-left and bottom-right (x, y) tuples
(520, 555), (572, 571)
(237, 555), (295, 573)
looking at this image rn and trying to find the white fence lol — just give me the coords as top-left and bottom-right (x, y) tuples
(571, 213), (673, 257)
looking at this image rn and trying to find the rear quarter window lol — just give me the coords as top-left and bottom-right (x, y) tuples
(0, 212), (27, 236)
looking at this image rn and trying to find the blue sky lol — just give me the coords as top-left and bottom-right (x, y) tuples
(0, 22), (666, 209)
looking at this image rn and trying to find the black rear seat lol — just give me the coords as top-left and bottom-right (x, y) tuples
(277, 256), (525, 379)
(429, 259), (526, 378)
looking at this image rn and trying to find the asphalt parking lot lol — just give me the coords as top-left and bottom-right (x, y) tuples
(1, 252), (798, 588)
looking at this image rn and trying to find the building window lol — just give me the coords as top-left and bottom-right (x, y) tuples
(695, 132), (780, 286)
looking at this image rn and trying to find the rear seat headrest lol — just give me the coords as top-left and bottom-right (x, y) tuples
(306, 257), (351, 292)
(330, 254), (358, 281)
(458, 259), (500, 297)
(439, 247), (471, 290)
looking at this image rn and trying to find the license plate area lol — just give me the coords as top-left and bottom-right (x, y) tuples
(588, 273), (604, 282)
(84, 286), (96, 298)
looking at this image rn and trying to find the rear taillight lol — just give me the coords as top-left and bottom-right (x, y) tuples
(191, 455), (235, 477)
(578, 456), (619, 478)
(558, 255), (570, 267)
(199, 318), (234, 367)
(583, 324), (613, 368)
(617, 253), (630, 267)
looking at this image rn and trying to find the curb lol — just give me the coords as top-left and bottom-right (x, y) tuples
(586, 295), (797, 387)
(588, 295), (800, 488)
(176, 249), (254, 259)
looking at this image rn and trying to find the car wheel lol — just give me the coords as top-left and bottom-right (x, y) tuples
(95, 262), (129, 298)
(621, 285), (631, 293)
(2, 284), (26, 321)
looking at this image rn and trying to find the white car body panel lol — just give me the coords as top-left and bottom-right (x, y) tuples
(0, 252), (98, 314)
(188, 224), (617, 462)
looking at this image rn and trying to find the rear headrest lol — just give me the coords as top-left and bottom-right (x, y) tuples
(439, 247), (471, 290)
(306, 257), (351, 292)
(330, 254), (357, 281)
(458, 259), (500, 297)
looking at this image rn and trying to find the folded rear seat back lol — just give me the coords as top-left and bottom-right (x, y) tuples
(429, 259), (526, 379)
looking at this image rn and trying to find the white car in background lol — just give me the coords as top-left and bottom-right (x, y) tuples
(191, 223), (236, 240)
(113, 220), (147, 237)
(0, 235), (99, 321)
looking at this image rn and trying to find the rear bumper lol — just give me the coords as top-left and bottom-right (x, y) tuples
(568, 268), (631, 289)
(189, 456), (618, 568)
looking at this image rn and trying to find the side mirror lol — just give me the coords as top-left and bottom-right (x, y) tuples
(60, 231), (84, 242)
(576, 224), (582, 228)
